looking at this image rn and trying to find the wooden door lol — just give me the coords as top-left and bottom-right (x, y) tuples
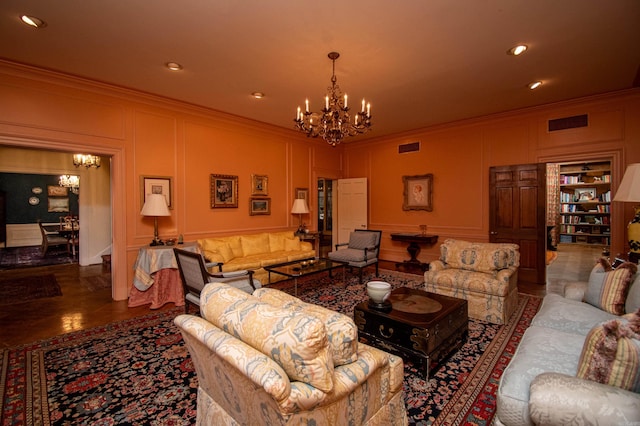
(489, 163), (546, 285)
(336, 178), (368, 245)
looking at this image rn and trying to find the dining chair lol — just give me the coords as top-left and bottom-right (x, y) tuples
(37, 220), (69, 256)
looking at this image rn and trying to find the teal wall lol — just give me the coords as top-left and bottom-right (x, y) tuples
(0, 173), (80, 224)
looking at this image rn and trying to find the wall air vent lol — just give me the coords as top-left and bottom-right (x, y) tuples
(398, 141), (420, 154)
(548, 114), (588, 132)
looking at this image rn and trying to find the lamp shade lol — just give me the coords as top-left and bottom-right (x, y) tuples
(291, 198), (309, 214)
(613, 163), (640, 202)
(141, 194), (171, 216)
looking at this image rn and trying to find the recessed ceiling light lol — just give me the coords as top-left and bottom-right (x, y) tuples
(21, 15), (46, 28)
(528, 81), (542, 90)
(252, 92), (265, 99)
(507, 44), (528, 56)
(165, 62), (183, 71)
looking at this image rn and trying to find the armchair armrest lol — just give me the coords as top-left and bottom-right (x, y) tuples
(209, 269), (257, 291)
(529, 372), (640, 425)
(335, 242), (349, 250)
(205, 261), (223, 272)
(428, 260), (446, 272)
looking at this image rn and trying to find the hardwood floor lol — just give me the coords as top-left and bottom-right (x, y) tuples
(1, 258), (548, 349)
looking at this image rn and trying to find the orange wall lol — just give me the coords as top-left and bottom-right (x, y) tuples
(1, 60), (639, 301)
(344, 91), (640, 264)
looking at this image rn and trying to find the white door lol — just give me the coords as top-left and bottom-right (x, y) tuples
(335, 177), (368, 246)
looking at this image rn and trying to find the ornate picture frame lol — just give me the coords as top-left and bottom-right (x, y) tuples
(140, 176), (173, 209)
(211, 174), (238, 208)
(47, 185), (68, 197)
(295, 187), (309, 205)
(402, 174), (433, 211)
(249, 197), (271, 215)
(251, 174), (268, 196)
(48, 197), (69, 212)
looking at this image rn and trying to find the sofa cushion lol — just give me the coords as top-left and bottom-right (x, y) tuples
(284, 237), (301, 251)
(576, 312), (640, 392)
(532, 293), (618, 335)
(440, 239), (516, 273)
(254, 288), (358, 366)
(201, 282), (334, 392)
(199, 239), (236, 263)
(241, 233), (270, 257)
(348, 232), (377, 250)
(626, 273), (640, 314)
(585, 261), (637, 315)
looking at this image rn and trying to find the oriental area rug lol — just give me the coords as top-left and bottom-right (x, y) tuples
(0, 273), (62, 305)
(0, 270), (541, 425)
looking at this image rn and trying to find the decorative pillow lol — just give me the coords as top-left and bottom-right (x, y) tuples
(585, 261), (637, 315)
(240, 233), (269, 257)
(201, 283), (334, 392)
(348, 232), (377, 250)
(269, 232), (293, 252)
(254, 288), (358, 366)
(284, 237), (301, 251)
(199, 239), (236, 263)
(576, 310), (640, 392)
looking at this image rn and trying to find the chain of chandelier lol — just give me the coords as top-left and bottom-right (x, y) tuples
(294, 52), (372, 147)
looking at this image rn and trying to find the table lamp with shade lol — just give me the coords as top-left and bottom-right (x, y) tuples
(291, 198), (310, 235)
(613, 163), (640, 264)
(141, 193), (171, 246)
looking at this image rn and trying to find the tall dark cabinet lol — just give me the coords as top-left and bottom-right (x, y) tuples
(0, 190), (6, 244)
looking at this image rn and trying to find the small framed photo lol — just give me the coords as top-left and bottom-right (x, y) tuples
(251, 174), (268, 196)
(48, 197), (69, 212)
(249, 197), (271, 215)
(211, 174), (238, 208)
(575, 188), (596, 201)
(140, 176), (173, 209)
(295, 187), (309, 205)
(402, 174), (433, 211)
(47, 185), (68, 197)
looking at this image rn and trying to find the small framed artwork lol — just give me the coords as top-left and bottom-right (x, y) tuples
(251, 174), (268, 196)
(295, 187), (309, 204)
(249, 197), (271, 215)
(402, 174), (433, 211)
(140, 176), (173, 208)
(575, 188), (596, 201)
(48, 197), (69, 212)
(211, 174), (238, 208)
(47, 185), (68, 197)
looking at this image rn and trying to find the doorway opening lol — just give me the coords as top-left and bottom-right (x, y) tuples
(317, 178), (333, 257)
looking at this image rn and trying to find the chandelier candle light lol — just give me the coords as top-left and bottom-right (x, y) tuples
(73, 154), (101, 168)
(294, 52), (372, 147)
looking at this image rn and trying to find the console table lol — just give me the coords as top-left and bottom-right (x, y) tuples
(390, 233), (438, 273)
(128, 242), (199, 309)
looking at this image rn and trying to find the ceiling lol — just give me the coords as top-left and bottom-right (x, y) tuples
(1, 1), (639, 141)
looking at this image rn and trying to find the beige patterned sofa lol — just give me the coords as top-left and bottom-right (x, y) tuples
(197, 231), (314, 284)
(175, 282), (408, 425)
(424, 239), (519, 324)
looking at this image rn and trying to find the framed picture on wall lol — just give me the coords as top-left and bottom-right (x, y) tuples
(249, 197), (271, 215)
(211, 174), (238, 208)
(47, 185), (68, 197)
(402, 174), (433, 211)
(295, 187), (309, 205)
(251, 174), (268, 196)
(48, 197), (69, 212)
(140, 176), (173, 209)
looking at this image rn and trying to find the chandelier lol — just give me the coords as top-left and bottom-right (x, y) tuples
(73, 154), (101, 168)
(294, 52), (372, 147)
(59, 174), (80, 194)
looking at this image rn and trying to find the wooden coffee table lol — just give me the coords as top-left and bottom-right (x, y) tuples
(354, 287), (468, 379)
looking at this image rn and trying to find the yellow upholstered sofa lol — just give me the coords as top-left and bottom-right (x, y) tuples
(424, 239), (520, 324)
(175, 282), (408, 425)
(197, 231), (314, 284)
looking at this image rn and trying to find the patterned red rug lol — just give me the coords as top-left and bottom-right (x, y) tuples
(0, 271), (541, 425)
(0, 246), (76, 270)
(0, 273), (62, 305)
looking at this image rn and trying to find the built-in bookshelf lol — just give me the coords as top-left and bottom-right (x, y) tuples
(558, 161), (611, 247)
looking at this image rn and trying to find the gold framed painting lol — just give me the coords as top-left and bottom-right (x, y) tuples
(211, 174), (238, 208)
(140, 176), (173, 209)
(47, 185), (68, 197)
(48, 197), (69, 212)
(249, 197), (271, 215)
(402, 174), (433, 211)
(251, 174), (268, 196)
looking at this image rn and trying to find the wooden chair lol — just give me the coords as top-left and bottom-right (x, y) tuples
(328, 229), (382, 283)
(173, 248), (260, 313)
(37, 220), (68, 256)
